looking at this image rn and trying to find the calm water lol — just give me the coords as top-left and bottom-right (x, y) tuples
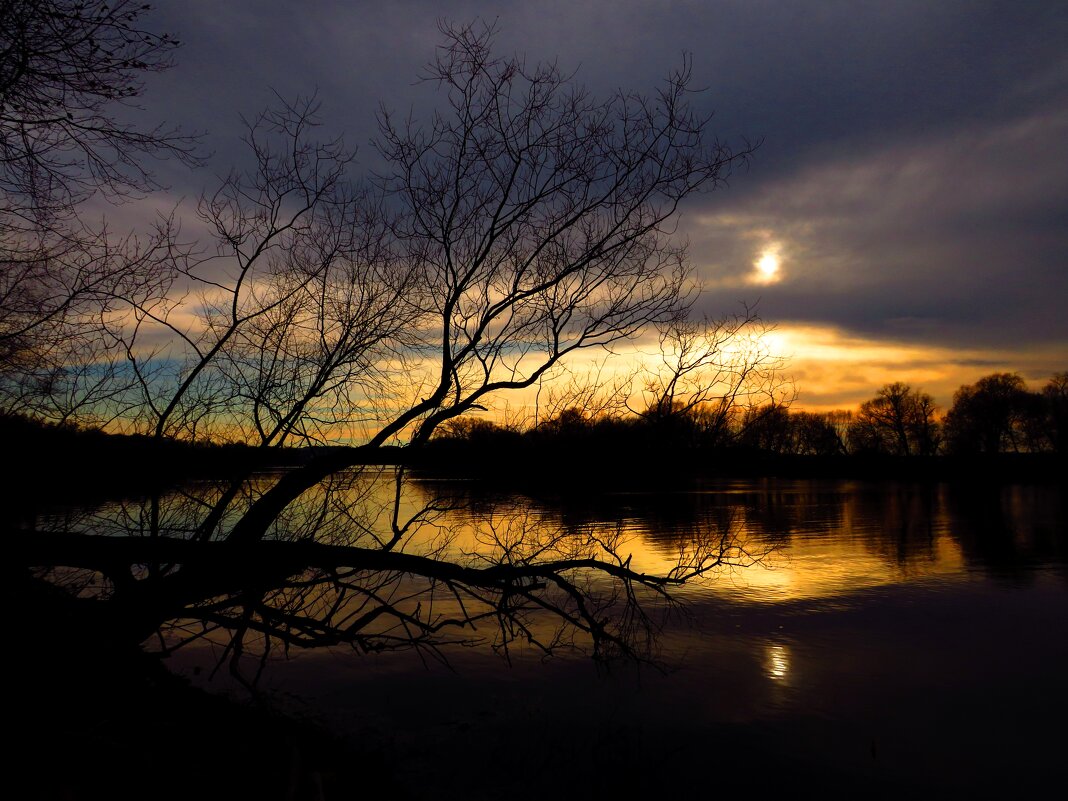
(150, 476), (1066, 797)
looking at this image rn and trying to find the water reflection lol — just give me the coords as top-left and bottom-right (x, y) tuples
(19, 473), (1067, 685)
(414, 478), (1064, 605)
(15, 474), (1066, 796)
(764, 642), (791, 681)
(23, 468), (764, 685)
(33, 475), (1066, 608)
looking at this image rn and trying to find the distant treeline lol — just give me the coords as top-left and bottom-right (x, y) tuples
(0, 413), (305, 508)
(5, 371), (1064, 500)
(426, 371), (1068, 461)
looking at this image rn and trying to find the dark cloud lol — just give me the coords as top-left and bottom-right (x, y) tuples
(126, 1), (1065, 380)
(141, 2), (1066, 170)
(686, 102), (1068, 353)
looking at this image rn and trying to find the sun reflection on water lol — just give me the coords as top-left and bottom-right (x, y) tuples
(765, 643), (791, 681)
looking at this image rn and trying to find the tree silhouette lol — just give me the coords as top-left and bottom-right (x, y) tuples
(1, 0), (197, 211)
(632, 308), (793, 446)
(1, 0), (198, 421)
(1038, 372), (1068, 454)
(12, 21), (760, 682)
(944, 372), (1039, 454)
(847, 382), (939, 456)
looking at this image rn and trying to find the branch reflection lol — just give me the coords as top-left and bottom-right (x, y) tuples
(16, 466), (768, 688)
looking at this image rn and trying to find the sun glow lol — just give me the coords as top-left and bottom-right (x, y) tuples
(753, 249), (782, 284)
(756, 323), (1068, 412)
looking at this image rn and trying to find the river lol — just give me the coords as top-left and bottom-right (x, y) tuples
(126, 474), (1067, 797)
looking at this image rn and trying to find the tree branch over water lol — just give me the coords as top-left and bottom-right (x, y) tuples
(14, 484), (763, 678)
(8, 20), (760, 683)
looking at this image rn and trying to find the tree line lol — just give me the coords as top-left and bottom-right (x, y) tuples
(431, 371), (1068, 458)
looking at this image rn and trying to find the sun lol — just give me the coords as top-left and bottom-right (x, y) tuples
(753, 249), (781, 284)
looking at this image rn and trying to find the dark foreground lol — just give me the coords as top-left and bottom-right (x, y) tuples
(13, 572), (1067, 800)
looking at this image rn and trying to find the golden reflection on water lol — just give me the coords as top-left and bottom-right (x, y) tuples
(413, 483), (971, 605)
(700, 532), (966, 604)
(625, 483), (973, 603)
(319, 473), (977, 605)
(75, 471), (974, 608)
(764, 643), (790, 681)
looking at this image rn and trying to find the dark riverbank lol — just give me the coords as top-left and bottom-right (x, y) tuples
(0, 414), (299, 510)
(414, 438), (1067, 489)
(4, 415), (1063, 510)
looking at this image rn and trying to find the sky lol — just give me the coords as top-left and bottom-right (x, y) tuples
(129, 0), (1067, 411)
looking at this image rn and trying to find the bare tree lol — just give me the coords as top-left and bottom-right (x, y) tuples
(112, 95), (415, 445)
(943, 372), (1039, 455)
(0, 0), (197, 213)
(16, 21), (759, 681)
(631, 307), (793, 445)
(792, 410), (850, 456)
(847, 382), (940, 456)
(0, 204), (194, 424)
(735, 407), (849, 456)
(1, 1), (198, 421)
(370, 21), (753, 447)
(1038, 372), (1068, 454)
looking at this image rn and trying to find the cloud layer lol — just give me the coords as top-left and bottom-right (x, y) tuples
(129, 1), (1066, 406)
